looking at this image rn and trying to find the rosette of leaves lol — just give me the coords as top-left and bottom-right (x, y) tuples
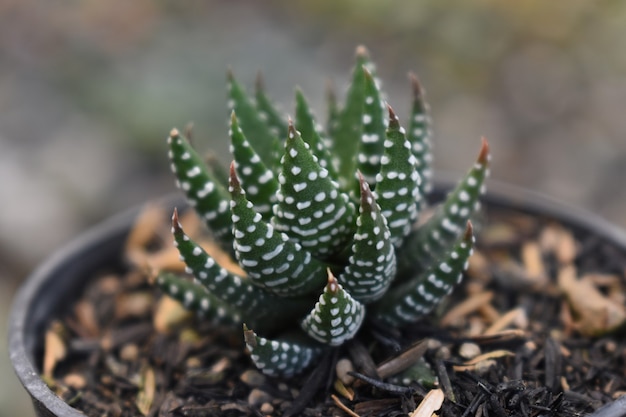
(157, 46), (490, 377)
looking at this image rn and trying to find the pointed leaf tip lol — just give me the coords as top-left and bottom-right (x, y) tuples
(356, 45), (370, 58)
(478, 137), (490, 164)
(409, 72), (424, 99)
(228, 160), (241, 190)
(287, 119), (297, 140)
(387, 104), (400, 126)
(169, 128), (180, 138)
(171, 208), (180, 229)
(255, 71), (264, 92)
(357, 171), (376, 211)
(326, 268), (340, 294)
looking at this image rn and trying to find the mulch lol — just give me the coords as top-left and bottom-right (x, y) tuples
(43, 204), (626, 416)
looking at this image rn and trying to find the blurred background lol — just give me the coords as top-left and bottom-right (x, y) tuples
(2, 1), (626, 415)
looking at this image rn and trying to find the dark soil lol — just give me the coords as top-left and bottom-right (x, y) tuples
(44, 205), (626, 417)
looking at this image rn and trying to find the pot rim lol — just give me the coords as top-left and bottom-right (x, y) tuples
(8, 178), (626, 416)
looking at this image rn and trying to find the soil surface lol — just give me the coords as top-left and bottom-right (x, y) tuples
(44, 204), (626, 416)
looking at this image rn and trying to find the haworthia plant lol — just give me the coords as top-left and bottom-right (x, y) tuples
(157, 46), (490, 379)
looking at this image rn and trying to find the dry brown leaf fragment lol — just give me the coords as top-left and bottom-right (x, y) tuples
(43, 321), (67, 378)
(409, 389), (445, 417)
(558, 265), (626, 336)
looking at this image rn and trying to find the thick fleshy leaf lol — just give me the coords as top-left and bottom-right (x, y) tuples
(171, 208), (311, 326)
(295, 88), (338, 179)
(301, 271), (365, 346)
(167, 129), (233, 250)
(407, 73), (434, 200)
(244, 325), (323, 377)
(229, 112), (279, 220)
(375, 105), (421, 247)
(372, 222), (474, 326)
(171, 209), (266, 313)
(273, 123), (356, 259)
(330, 46), (370, 190)
(398, 138), (489, 275)
(229, 163), (327, 296)
(227, 71), (281, 169)
(156, 272), (242, 326)
(325, 80), (340, 145)
(255, 72), (288, 139)
(338, 174), (396, 303)
(356, 67), (386, 188)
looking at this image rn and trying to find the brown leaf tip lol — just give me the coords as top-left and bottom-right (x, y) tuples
(229, 160), (241, 191)
(356, 45), (370, 59)
(357, 171), (376, 210)
(255, 71), (264, 92)
(287, 119), (297, 141)
(387, 104), (400, 126)
(409, 72), (424, 100)
(478, 137), (490, 165)
(464, 221), (474, 242)
(169, 128), (180, 139)
(171, 208), (181, 230)
(243, 324), (257, 348)
(326, 268), (340, 294)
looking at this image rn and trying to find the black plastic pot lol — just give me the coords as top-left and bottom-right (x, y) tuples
(8, 180), (626, 417)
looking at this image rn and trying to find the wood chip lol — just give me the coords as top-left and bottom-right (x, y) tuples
(43, 321), (67, 378)
(115, 291), (154, 320)
(409, 389), (445, 417)
(558, 265), (626, 336)
(153, 296), (192, 334)
(521, 242), (548, 287)
(334, 379), (355, 401)
(136, 365), (156, 416)
(484, 307), (528, 335)
(440, 291), (494, 327)
(376, 339), (428, 379)
(73, 299), (100, 337)
(331, 394), (360, 417)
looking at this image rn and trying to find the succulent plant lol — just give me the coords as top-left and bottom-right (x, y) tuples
(156, 46), (490, 378)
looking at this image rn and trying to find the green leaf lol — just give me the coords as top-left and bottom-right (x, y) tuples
(407, 73), (434, 201)
(255, 72), (288, 139)
(330, 46), (370, 190)
(273, 122), (357, 260)
(355, 67), (386, 188)
(229, 162), (327, 296)
(167, 129), (233, 250)
(244, 324), (323, 377)
(156, 272), (242, 326)
(301, 270), (365, 346)
(375, 105), (421, 247)
(337, 174), (396, 303)
(227, 71), (281, 169)
(229, 112), (279, 221)
(372, 222), (475, 326)
(295, 88), (338, 179)
(170, 208), (269, 314)
(398, 138), (489, 274)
